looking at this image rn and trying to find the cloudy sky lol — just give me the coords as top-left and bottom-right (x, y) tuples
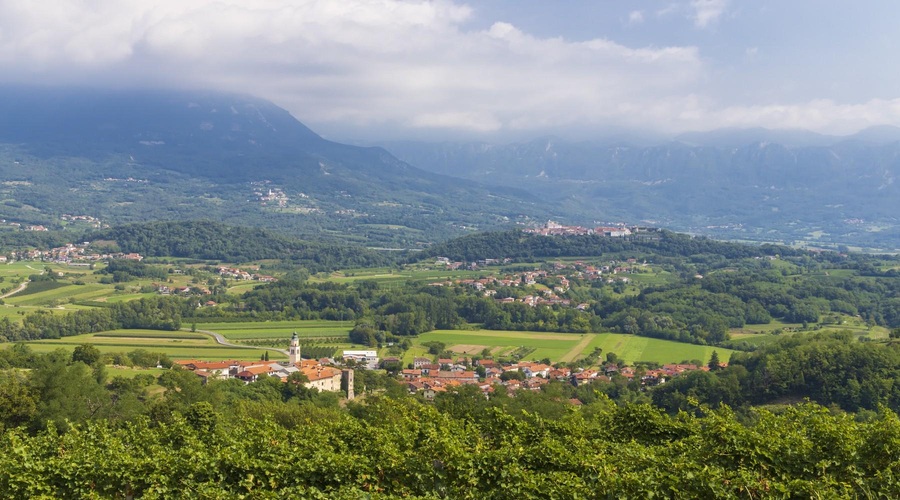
(2, 0), (899, 141)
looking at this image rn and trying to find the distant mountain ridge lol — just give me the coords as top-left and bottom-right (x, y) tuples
(0, 86), (550, 247)
(381, 130), (900, 251)
(0, 85), (896, 251)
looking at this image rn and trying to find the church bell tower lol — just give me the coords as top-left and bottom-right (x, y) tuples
(289, 332), (300, 364)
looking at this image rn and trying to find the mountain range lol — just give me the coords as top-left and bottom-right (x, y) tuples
(0, 85), (897, 251)
(381, 129), (900, 251)
(0, 86), (549, 248)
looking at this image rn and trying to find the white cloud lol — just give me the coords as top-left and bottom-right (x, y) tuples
(0, 0), (706, 137)
(712, 98), (900, 135)
(690, 0), (728, 28)
(0, 0), (896, 139)
(628, 10), (644, 24)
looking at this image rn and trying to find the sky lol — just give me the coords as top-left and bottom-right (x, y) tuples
(2, 0), (900, 142)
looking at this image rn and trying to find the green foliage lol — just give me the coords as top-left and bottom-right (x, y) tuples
(0, 396), (899, 497)
(96, 259), (168, 282)
(422, 341), (446, 355)
(349, 323), (378, 347)
(87, 221), (390, 272)
(654, 331), (900, 413)
(0, 296), (186, 342)
(71, 344), (101, 366)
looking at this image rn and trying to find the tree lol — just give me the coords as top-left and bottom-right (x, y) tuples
(500, 370), (525, 381)
(184, 401), (218, 436)
(708, 350), (722, 371)
(72, 343), (101, 366)
(0, 371), (36, 428)
(423, 341), (446, 355)
(28, 356), (110, 431)
(349, 323), (378, 347)
(282, 372), (314, 401)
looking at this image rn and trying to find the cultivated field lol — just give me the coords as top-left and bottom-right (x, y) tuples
(413, 329), (735, 365)
(197, 320), (351, 341)
(9, 329), (286, 361)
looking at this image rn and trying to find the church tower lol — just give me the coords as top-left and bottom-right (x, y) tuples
(288, 332), (300, 365)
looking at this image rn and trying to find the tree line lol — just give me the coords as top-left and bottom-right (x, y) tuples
(0, 296), (186, 342)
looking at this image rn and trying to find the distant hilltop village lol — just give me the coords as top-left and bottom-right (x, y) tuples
(524, 221), (657, 237)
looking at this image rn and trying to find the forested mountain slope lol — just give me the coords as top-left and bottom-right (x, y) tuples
(0, 86), (548, 247)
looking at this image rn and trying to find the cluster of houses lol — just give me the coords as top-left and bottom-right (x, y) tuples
(1, 214), (106, 234)
(175, 358), (349, 394)
(427, 259), (647, 309)
(395, 356), (722, 400)
(170, 332), (722, 404)
(434, 256), (511, 271)
(396, 358), (556, 399)
(153, 283), (213, 298)
(524, 221), (636, 237)
(61, 214), (104, 228)
(3, 242), (144, 265)
(217, 266), (277, 283)
(253, 187), (289, 207)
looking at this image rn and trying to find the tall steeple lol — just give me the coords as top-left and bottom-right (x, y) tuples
(289, 331), (300, 365)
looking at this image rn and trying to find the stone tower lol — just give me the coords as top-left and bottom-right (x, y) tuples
(288, 331), (300, 365)
(342, 369), (355, 400)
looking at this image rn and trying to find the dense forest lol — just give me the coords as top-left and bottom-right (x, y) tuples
(0, 221), (391, 272)
(86, 221), (391, 271)
(412, 229), (808, 263)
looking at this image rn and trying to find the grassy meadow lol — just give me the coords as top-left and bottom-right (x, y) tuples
(411, 329), (735, 366)
(197, 320), (351, 341)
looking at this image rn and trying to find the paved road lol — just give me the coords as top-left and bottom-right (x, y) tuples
(193, 328), (289, 357)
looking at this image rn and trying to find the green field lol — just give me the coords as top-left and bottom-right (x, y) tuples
(731, 315), (890, 341)
(7, 329), (286, 361)
(198, 320), (351, 340)
(414, 329), (735, 365)
(314, 266), (497, 286)
(585, 334), (735, 365)
(4, 283), (111, 306)
(417, 330), (582, 362)
(95, 330), (208, 340)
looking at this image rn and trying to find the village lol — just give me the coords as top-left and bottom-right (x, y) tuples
(430, 256), (646, 308)
(0, 241), (143, 265)
(173, 332), (723, 403)
(522, 221), (656, 237)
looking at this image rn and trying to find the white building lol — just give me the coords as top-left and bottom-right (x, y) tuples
(342, 350), (379, 370)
